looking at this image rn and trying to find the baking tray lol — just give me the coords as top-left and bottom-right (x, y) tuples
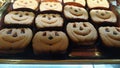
(0, 0), (120, 64)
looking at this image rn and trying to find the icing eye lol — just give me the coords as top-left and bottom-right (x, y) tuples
(105, 28), (110, 32)
(7, 30), (12, 34)
(43, 32), (47, 36)
(73, 23), (76, 28)
(46, 3), (48, 5)
(52, 15), (56, 18)
(73, 0), (76, 2)
(13, 33), (18, 37)
(55, 32), (59, 36)
(25, 13), (29, 16)
(79, 26), (83, 30)
(116, 28), (120, 32)
(83, 23), (87, 27)
(21, 29), (25, 34)
(42, 15), (46, 18)
(70, 7), (72, 9)
(113, 31), (118, 35)
(48, 36), (53, 40)
(54, 4), (56, 6)
(14, 12), (19, 15)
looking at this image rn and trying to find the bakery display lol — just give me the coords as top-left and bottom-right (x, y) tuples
(87, 0), (110, 9)
(0, 28), (33, 54)
(64, 5), (88, 20)
(35, 13), (63, 29)
(99, 26), (120, 47)
(0, 0), (5, 8)
(39, 0), (62, 12)
(4, 11), (35, 25)
(90, 9), (117, 24)
(67, 22), (98, 45)
(63, 0), (86, 7)
(13, 0), (39, 10)
(32, 31), (69, 54)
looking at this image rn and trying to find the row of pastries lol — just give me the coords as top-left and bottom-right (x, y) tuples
(0, 0), (119, 55)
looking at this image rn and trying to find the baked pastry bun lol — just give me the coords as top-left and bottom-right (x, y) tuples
(35, 14), (63, 28)
(63, 0), (86, 7)
(64, 5), (88, 20)
(13, 0), (38, 10)
(99, 27), (120, 47)
(67, 22), (98, 45)
(0, 28), (33, 54)
(90, 9), (117, 24)
(87, 0), (110, 9)
(32, 31), (69, 54)
(4, 11), (35, 25)
(39, 1), (62, 12)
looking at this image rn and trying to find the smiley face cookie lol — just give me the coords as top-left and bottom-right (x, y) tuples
(4, 11), (35, 25)
(13, 0), (38, 10)
(87, 0), (110, 9)
(67, 22), (98, 45)
(0, 28), (33, 54)
(35, 14), (63, 28)
(64, 5), (88, 20)
(40, 1), (62, 12)
(90, 9), (117, 24)
(32, 31), (69, 54)
(99, 27), (120, 47)
(63, 0), (86, 7)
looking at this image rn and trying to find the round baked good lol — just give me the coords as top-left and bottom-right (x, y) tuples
(13, 0), (38, 10)
(32, 31), (69, 54)
(40, 2), (62, 12)
(90, 9), (117, 24)
(87, 0), (110, 9)
(64, 5), (88, 20)
(63, 0), (86, 7)
(4, 11), (35, 25)
(99, 27), (120, 47)
(0, 28), (33, 54)
(0, 0), (5, 7)
(35, 14), (63, 28)
(67, 22), (98, 45)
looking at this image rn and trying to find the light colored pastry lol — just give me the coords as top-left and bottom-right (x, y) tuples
(87, 0), (109, 9)
(32, 31), (69, 54)
(0, 0), (5, 7)
(40, 2), (62, 12)
(67, 22), (98, 45)
(90, 9), (117, 24)
(4, 11), (35, 25)
(35, 14), (63, 28)
(64, 5), (88, 20)
(99, 27), (120, 47)
(0, 28), (33, 54)
(13, 0), (38, 10)
(63, 0), (86, 7)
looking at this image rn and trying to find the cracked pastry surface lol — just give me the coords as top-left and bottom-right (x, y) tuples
(4, 11), (35, 25)
(0, 28), (33, 53)
(87, 0), (109, 9)
(64, 5), (88, 20)
(99, 27), (120, 47)
(90, 9), (117, 24)
(13, 0), (38, 10)
(35, 14), (63, 28)
(67, 22), (98, 45)
(32, 31), (69, 54)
